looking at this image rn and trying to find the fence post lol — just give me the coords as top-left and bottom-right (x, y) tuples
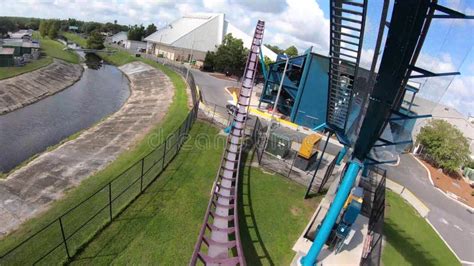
(185, 112), (191, 135)
(179, 124), (185, 150)
(211, 104), (216, 124)
(304, 131), (333, 199)
(108, 183), (112, 221)
(259, 135), (268, 164)
(140, 158), (144, 192)
(58, 217), (71, 259)
(162, 138), (167, 169)
(287, 152), (297, 179)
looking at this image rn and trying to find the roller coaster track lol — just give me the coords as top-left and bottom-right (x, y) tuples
(327, 0), (368, 132)
(190, 20), (265, 266)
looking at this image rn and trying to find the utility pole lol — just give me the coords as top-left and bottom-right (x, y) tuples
(185, 33), (195, 82)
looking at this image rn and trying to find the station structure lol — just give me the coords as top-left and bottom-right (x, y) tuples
(191, 0), (472, 265)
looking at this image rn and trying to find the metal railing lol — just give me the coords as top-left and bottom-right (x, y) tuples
(0, 58), (201, 265)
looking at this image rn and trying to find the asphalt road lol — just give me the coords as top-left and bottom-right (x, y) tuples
(190, 69), (238, 108)
(382, 154), (474, 264)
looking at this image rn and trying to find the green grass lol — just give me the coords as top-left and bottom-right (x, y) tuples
(62, 32), (88, 48)
(66, 122), (320, 265)
(0, 56), (53, 80)
(0, 47), (189, 264)
(382, 190), (459, 266)
(98, 48), (138, 66)
(33, 32), (80, 64)
(239, 157), (321, 265)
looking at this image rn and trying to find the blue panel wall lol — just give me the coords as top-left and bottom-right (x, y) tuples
(293, 54), (329, 128)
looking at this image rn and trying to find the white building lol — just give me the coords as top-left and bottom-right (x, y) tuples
(410, 97), (474, 159)
(9, 29), (33, 40)
(108, 31), (128, 44)
(144, 13), (277, 62)
(124, 40), (147, 51)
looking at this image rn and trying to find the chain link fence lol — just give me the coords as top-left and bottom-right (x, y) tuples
(251, 117), (339, 194)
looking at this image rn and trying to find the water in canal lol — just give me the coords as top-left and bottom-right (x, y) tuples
(0, 53), (130, 173)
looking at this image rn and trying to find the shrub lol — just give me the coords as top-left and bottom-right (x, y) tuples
(417, 119), (470, 173)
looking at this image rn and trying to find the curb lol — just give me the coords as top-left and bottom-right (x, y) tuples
(411, 154), (474, 212)
(385, 155), (400, 167)
(387, 179), (466, 265)
(386, 178), (430, 217)
(411, 154), (434, 186)
(425, 219), (470, 265)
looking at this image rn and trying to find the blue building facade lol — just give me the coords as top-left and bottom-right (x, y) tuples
(259, 51), (330, 129)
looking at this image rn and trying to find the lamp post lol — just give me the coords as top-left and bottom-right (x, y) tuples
(156, 24), (172, 58)
(264, 54), (290, 150)
(185, 35), (204, 81)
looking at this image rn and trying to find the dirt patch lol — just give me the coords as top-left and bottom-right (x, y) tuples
(418, 158), (474, 207)
(0, 61), (174, 237)
(290, 206), (302, 216)
(0, 59), (83, 114)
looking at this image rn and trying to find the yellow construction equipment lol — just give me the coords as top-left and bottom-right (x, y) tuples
(298, 134), (322, 159)
(343, 187), (364, 209)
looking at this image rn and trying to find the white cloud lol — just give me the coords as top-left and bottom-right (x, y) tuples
(441, 75), (474, 116)
(1, 0), (471, 115)
(414, 53), (474, 116)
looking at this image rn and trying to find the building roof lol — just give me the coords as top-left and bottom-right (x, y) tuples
(145, 13), (277, 60)
(145, 14), (218, 44)
(110, 31), (128, 41)
(0, 47), (15, 55)
(9, 29), (33, 39)
(2, 39), (39, 48)
(145, 13), (222, 49)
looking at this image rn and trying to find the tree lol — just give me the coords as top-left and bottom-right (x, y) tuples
(128, 24), (145, 41)
(417, 119), (470, 174)
(39, 20), (50, 37)
(263, 56), (274, 70)
(145, 23), (157, 37)
(82, 22), (102, 34)
(86, 30), (105, 50)
(0, 17), (18, 33)
(203, 51), (216, 72)
(265, 44), (284, 54)
(211, 34), (248, 76)
(284, 45), (298, 57)
(48, 20), (60, 39)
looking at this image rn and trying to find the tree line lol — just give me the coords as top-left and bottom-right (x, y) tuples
(2, 16), (159, 44)
(127, 24), (157, 41)
(265, 44), (299, 57)
(1, 16), (129, 37)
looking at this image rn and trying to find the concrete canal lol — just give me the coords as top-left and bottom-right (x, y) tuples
(0, 54), (130, 173)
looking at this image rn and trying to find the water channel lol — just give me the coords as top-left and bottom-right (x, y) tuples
(0, 53), (130, 173)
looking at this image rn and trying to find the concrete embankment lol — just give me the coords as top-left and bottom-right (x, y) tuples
(0, 59), (83, 114)
(0, 61), (174, 236)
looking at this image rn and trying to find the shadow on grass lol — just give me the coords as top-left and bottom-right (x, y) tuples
(237, 148), (274, 266)
(68, 132), (199, 265)
(384, 221), (440, 265)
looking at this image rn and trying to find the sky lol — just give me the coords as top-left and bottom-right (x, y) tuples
(1, 0), (473, 116)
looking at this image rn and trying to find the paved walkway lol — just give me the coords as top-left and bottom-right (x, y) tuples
(0, 59), (83, 114)
(383, 154), (474, 264)
(0, 61), (174, 237)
